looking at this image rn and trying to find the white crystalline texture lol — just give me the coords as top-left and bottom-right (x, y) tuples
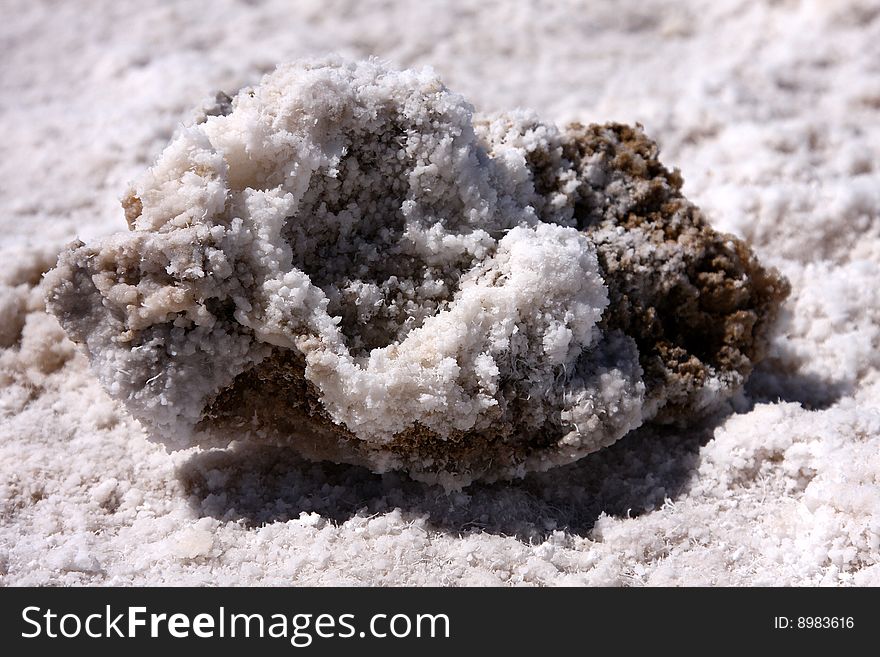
(44, 58), (787, 487)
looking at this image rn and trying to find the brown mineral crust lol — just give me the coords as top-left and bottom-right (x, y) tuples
(198, 348), (530, 483)
(121, 193), (142, 230)
(539, 123), (789, 421)
(198, 349), (354, 462)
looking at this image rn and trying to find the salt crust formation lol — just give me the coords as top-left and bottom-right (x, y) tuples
(45, 59), (788, 487)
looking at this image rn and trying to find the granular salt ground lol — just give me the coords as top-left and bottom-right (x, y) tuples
(1, 0), (878, 585)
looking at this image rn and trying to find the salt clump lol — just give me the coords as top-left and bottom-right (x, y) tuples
(45, 58), (788, 487)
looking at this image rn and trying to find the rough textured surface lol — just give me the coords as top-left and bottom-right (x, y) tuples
(2, 0), (880, 586)
(44, 60), (785, 487)
(520, 121), (789, 421)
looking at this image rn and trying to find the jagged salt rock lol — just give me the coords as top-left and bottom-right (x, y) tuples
(45, 58), (788, 488)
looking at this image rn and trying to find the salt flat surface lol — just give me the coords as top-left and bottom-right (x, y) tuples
(1, 0), (879, 585)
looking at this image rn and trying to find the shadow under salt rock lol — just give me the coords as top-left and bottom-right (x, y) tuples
(178, 418), (718, 544)
(744, 364), (848, 411)
(178, 356), (845, 544)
